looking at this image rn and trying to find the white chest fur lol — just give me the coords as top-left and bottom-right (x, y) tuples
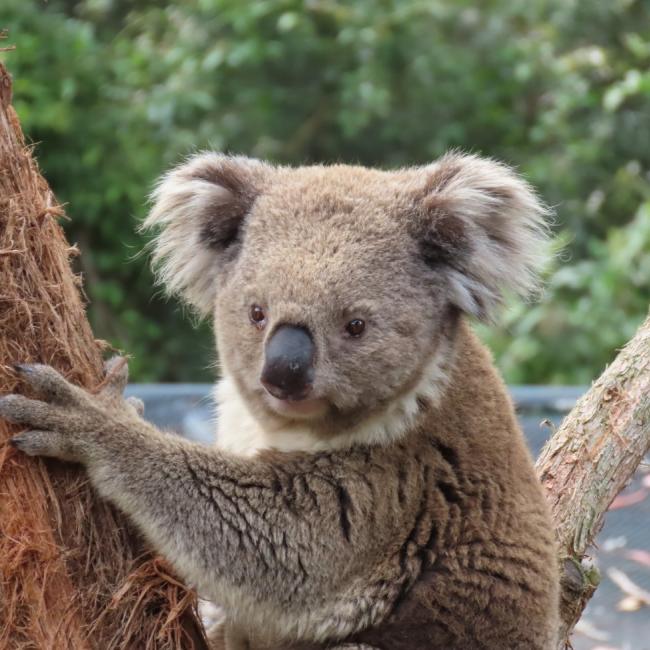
(213, 344), (451, 457)
(213, 378), (268, 456)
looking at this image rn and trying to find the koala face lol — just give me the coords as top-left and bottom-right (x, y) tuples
(144, 153), (548, 436)
(214, 167), (453, 431)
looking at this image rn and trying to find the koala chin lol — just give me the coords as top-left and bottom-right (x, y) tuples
(1, 152), (559, 650)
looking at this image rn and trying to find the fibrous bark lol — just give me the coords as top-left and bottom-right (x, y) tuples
(536, 312), (650, 648)
(0, 62), (207, 650)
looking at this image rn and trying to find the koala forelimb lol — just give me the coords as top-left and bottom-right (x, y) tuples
(3, 335), (558, 649)
(2, 360), (414, 642)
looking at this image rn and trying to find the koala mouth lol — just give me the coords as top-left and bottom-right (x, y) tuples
(262, 382), (313, 402)
(263, 392), (329, 420)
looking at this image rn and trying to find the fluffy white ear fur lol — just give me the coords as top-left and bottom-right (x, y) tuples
(141, 153), (269, 316)
(415, 152), (551, 320)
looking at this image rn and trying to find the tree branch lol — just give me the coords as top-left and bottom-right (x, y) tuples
(535, 311), (650, 648)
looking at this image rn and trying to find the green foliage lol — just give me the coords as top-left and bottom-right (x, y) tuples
(2, 0), (649, 382)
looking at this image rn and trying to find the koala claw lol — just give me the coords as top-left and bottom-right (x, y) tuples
(13, 363), (84, 405)
(10, 430), (73, 460)
(101, 356), (130, 397)
(0, 394), (66, 430)
(1, 357), (140, 463)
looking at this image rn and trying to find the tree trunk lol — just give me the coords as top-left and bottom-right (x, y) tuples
(536, 312), (650, 648)
(0, 62), (207, 650)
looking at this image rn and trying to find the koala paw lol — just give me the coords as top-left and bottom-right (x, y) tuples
(1, 357), (143, 462)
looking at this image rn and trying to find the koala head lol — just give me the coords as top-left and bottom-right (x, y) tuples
(143, 153), (548, 439)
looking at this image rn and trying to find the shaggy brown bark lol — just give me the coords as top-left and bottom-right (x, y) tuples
(536, 312), (650, 649)
(0, 62), (208, 649)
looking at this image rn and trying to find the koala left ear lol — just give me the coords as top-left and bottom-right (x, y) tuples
(141, 152), (270, 316)
(411, 152), (551, 320)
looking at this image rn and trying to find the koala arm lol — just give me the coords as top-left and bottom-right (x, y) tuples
(1, 360), (403, 640)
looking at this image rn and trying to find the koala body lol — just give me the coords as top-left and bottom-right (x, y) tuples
(2, 153), (559, 649)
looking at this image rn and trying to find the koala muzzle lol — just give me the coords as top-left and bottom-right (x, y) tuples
(261, 325), (315, 400)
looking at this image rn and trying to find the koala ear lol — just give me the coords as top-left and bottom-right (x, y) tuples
(411, 152), (551, 320)
(141, 153), (270, 316)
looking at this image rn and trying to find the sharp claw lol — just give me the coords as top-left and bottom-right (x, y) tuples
(8, 364), (82, 407)
(0, 394), (62, 429)
(100, 356), (129, 397)
(0, 395), (20, 424)
(8, 430), (70, 459)
(9, 432), (32, 452)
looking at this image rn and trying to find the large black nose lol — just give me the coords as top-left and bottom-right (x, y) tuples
(261, 325), (315, 400)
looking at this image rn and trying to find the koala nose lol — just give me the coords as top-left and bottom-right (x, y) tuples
(261, 325), (315, 401)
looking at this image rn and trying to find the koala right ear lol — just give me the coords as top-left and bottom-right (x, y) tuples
(409, 152), (551, 321)
(141, 153), (270, 316)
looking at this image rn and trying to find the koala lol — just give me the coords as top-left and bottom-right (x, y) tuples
(1, 152), (560, 650)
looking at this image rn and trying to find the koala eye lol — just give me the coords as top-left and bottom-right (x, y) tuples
(250, 305), (267, 329)
(345, 319), (365, 337)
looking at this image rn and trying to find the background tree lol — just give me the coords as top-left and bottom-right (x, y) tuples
(1, 0), (649, 382)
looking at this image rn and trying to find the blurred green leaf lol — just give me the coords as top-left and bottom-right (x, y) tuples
(1, 0), (649, 382)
